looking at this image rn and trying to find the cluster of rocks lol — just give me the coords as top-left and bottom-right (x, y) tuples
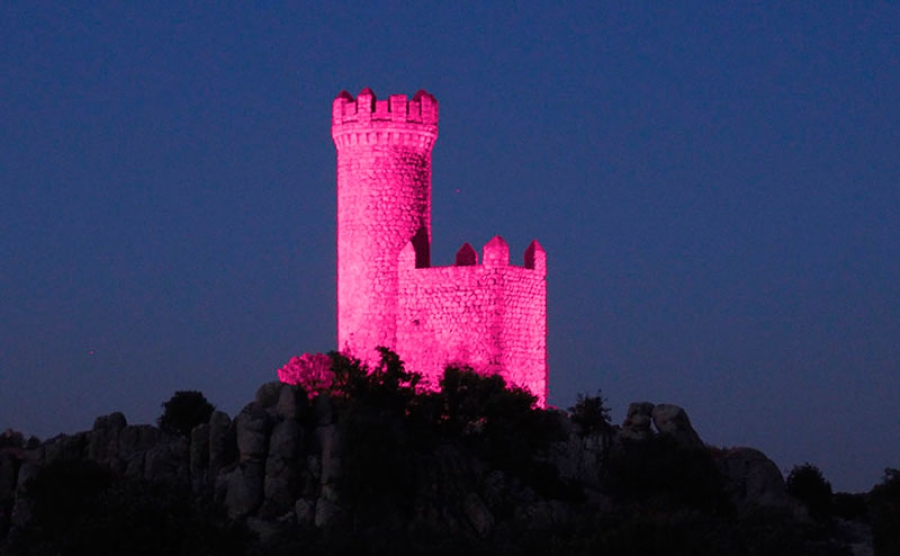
(618, 401), (793, 511)
(1, 382), (349, 537)
(0, 390), (798, 542)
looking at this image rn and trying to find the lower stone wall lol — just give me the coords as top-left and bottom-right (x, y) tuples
(396, 264), (547, 404)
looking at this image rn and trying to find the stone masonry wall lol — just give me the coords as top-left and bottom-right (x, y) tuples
(396, 237), (548, 405)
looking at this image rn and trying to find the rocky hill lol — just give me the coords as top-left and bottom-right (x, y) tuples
(0, 360), (880, 555)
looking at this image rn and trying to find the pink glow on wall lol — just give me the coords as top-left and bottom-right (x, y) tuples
(332, 89), (547, 405)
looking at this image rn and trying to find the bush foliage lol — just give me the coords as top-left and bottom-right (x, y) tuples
(328, 349), (566, 513)
(870, 468), (900, 556)
(569, 390), (612, 437)
(157, 390), (216, 437)
(786, 463), (833, 522)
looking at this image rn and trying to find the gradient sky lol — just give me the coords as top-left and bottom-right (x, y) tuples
(2, 3), (897, 493)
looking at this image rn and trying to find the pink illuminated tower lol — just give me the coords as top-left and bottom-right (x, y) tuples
(332, 88), (548, 404)
(332, 88), (438, 356)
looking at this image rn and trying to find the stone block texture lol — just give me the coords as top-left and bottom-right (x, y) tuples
(332, 88), (548, 404)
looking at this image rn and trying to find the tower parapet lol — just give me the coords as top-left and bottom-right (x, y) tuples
(332, 89), (438, 149)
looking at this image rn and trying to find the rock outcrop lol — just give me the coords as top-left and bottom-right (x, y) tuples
(651, 403), (704, 448)
(620, 402), (655, 440)
(2, 388), (852, 554)
(715, 446), (793, 511)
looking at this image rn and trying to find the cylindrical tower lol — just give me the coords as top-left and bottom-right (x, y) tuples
(332, 88), (439, 360)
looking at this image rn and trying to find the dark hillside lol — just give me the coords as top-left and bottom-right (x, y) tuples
(0, 351), (885, 555)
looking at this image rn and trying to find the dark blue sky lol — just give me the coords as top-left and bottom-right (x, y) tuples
(2, 3), (897, 492)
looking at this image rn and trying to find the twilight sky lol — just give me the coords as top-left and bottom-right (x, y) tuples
(2, 3), (898, 492)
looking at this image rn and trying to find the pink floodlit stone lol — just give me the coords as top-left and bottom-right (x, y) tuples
(332, 88), (548, 405)
(455, 243), (478, 266)
(277, 353), (333, 395)
(482, 235), (510, 267)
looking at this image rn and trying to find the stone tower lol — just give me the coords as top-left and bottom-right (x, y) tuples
(332, 88), (548, 404)
(332, 88), (438, 357)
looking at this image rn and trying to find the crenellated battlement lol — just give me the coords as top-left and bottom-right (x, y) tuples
(398, 236), (547, 276)
(524, 240), (546, 274)
(332, 88), (438, 148)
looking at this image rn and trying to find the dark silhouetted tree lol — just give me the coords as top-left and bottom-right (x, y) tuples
(435, 365), (566, 486)
(870, 467), (900, 556)
(0, 429), (24, 450)
(157, 390), (215, 437)
(786, 463), (833, 522)
(330, 348), (423, 513)
(569, 390), (612, 437)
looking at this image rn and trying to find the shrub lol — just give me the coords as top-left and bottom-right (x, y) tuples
(0, 429), (24, 450)
(332, 353), (569, 515)
(870, 468), (900, 556)
(435, 366), (565, 481)
(785, 463), (833, 522)
(277, 352), (333, 394)
(569, 390), (612, 437)
(157, 391), (215, 437)
(327, 349), (434, 528)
